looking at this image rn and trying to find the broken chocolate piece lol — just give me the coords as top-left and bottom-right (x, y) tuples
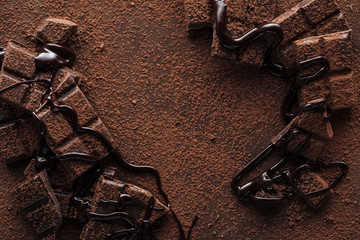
(291, 30), (353, 73)
(55, 192), (78, 220)
(0, 118), (39, 165)
(80, 175), (169, 240)
(35, 19), (78, 45)
(211, 0), (281, 67)
(272, 0), (340, 44)
(184, 0), (213, 32)
(293, 171), (330, 209)
(14, 171), (62, 236)
(1, 40), (36, 79)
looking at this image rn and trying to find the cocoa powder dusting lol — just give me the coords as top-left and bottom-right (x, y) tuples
(0, 0), (360, 239)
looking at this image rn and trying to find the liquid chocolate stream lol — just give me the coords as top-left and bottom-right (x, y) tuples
(0, 48), (5, 69)
(0, 43), (194, 239)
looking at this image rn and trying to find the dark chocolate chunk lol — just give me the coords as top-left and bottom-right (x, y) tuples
(294, 171), (330, 209)
(14, 171), (62, 236)
(1, 40), (36, 79)
(0, 118), (39, 165)
(80, 175), (169, 240)
(184, 0), (213, 32)
(35, 19), (78, 45)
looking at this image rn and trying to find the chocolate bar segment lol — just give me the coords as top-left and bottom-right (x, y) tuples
(272, 0), (340, 44)
(14, 171), (62, 236)
(80, 175), (169, 240)
(184, 0), (213, 32)
(35, 19), (77, 45)
(0, 118), (39, 165)
(55, 192), (78, 220)
(292, 30), (353, 73)
(294, 171), (330, 209)
(1, 41), (36, 79)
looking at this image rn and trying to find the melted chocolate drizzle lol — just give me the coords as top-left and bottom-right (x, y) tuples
(0, 47), (5, 69)
(0, 43), (195, 239)
(212, 0), (348, 206)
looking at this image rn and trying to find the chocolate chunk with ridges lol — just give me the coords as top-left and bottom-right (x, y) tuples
(0, 118), (39, 165)
(292, 30), (353, 73)
(1, 41), (36, 79)
(327, 71), (354, 112)
(184, 0), (213, 32)
(36, 19), (78, 45)
(272, 99), (333, 146)
(55, 192), (78, 220)
(294, 171), (330, 209)
(57, 86), (98, 126)
(302, 12), (350, 39)
(301, 0), (338, 25)
(272, 0), (339, 43)
(36, 106), (75, 149)
(298, 77), (329, 108)
(14, 171), (62, 236)
(0, 72), (43, 113)
(80, 175), (169, 240)
(56, 119), (113, 183)
(24, 201), (62, 235)
(286, 133), (327, 161)
(298, 71), (354, 113)
(14, 171), (59, 210)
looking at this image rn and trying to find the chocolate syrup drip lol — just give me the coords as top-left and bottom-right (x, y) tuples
(231, 102), (348, 206)
(0, 47), (5, 68)
(213, 0), (330, 122)
(0, 43), (195, 239)
(281, 57), (329, 122)
(213, 0), (283, 75)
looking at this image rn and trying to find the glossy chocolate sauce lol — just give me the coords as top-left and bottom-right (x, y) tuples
(0, 42), (195, 239)
(212, 0), (330, 122)
(212, 0), (347, 206)
(231, 101), (348, 206)
(0, 48), (5, 68)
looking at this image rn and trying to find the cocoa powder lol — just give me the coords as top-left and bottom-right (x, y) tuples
(0, 0), (359, 239)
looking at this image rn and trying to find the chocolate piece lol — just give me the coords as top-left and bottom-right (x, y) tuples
(55, 192), (78, 220)
(0, 72), (43, 113)
(211, 0), (281, 67)
(24, 201), (62, 235)
(80, 175), (169, 240)
(297, 77), (329, 108)
(273, 99), (333, 143)
(184, 0), (213, 32)
(298, 72), (354, 112)
(58, 86), (98, 126)
(1, 40), (36, 79)
(37, 106), (75, 149)
(35, 19), (78, 45)
(294, 171), (330, 209)
(272, 0), (340, 44)
(0, 119), (39, 165)
(14, 171), (62, 236)
(326, 71), (354, 112)
(303, 12), (350, 38)
(291, 30), (353, 73)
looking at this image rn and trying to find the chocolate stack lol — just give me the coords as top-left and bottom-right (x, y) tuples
(184, 0), (353, 208)
(0, 19), (172, 239)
